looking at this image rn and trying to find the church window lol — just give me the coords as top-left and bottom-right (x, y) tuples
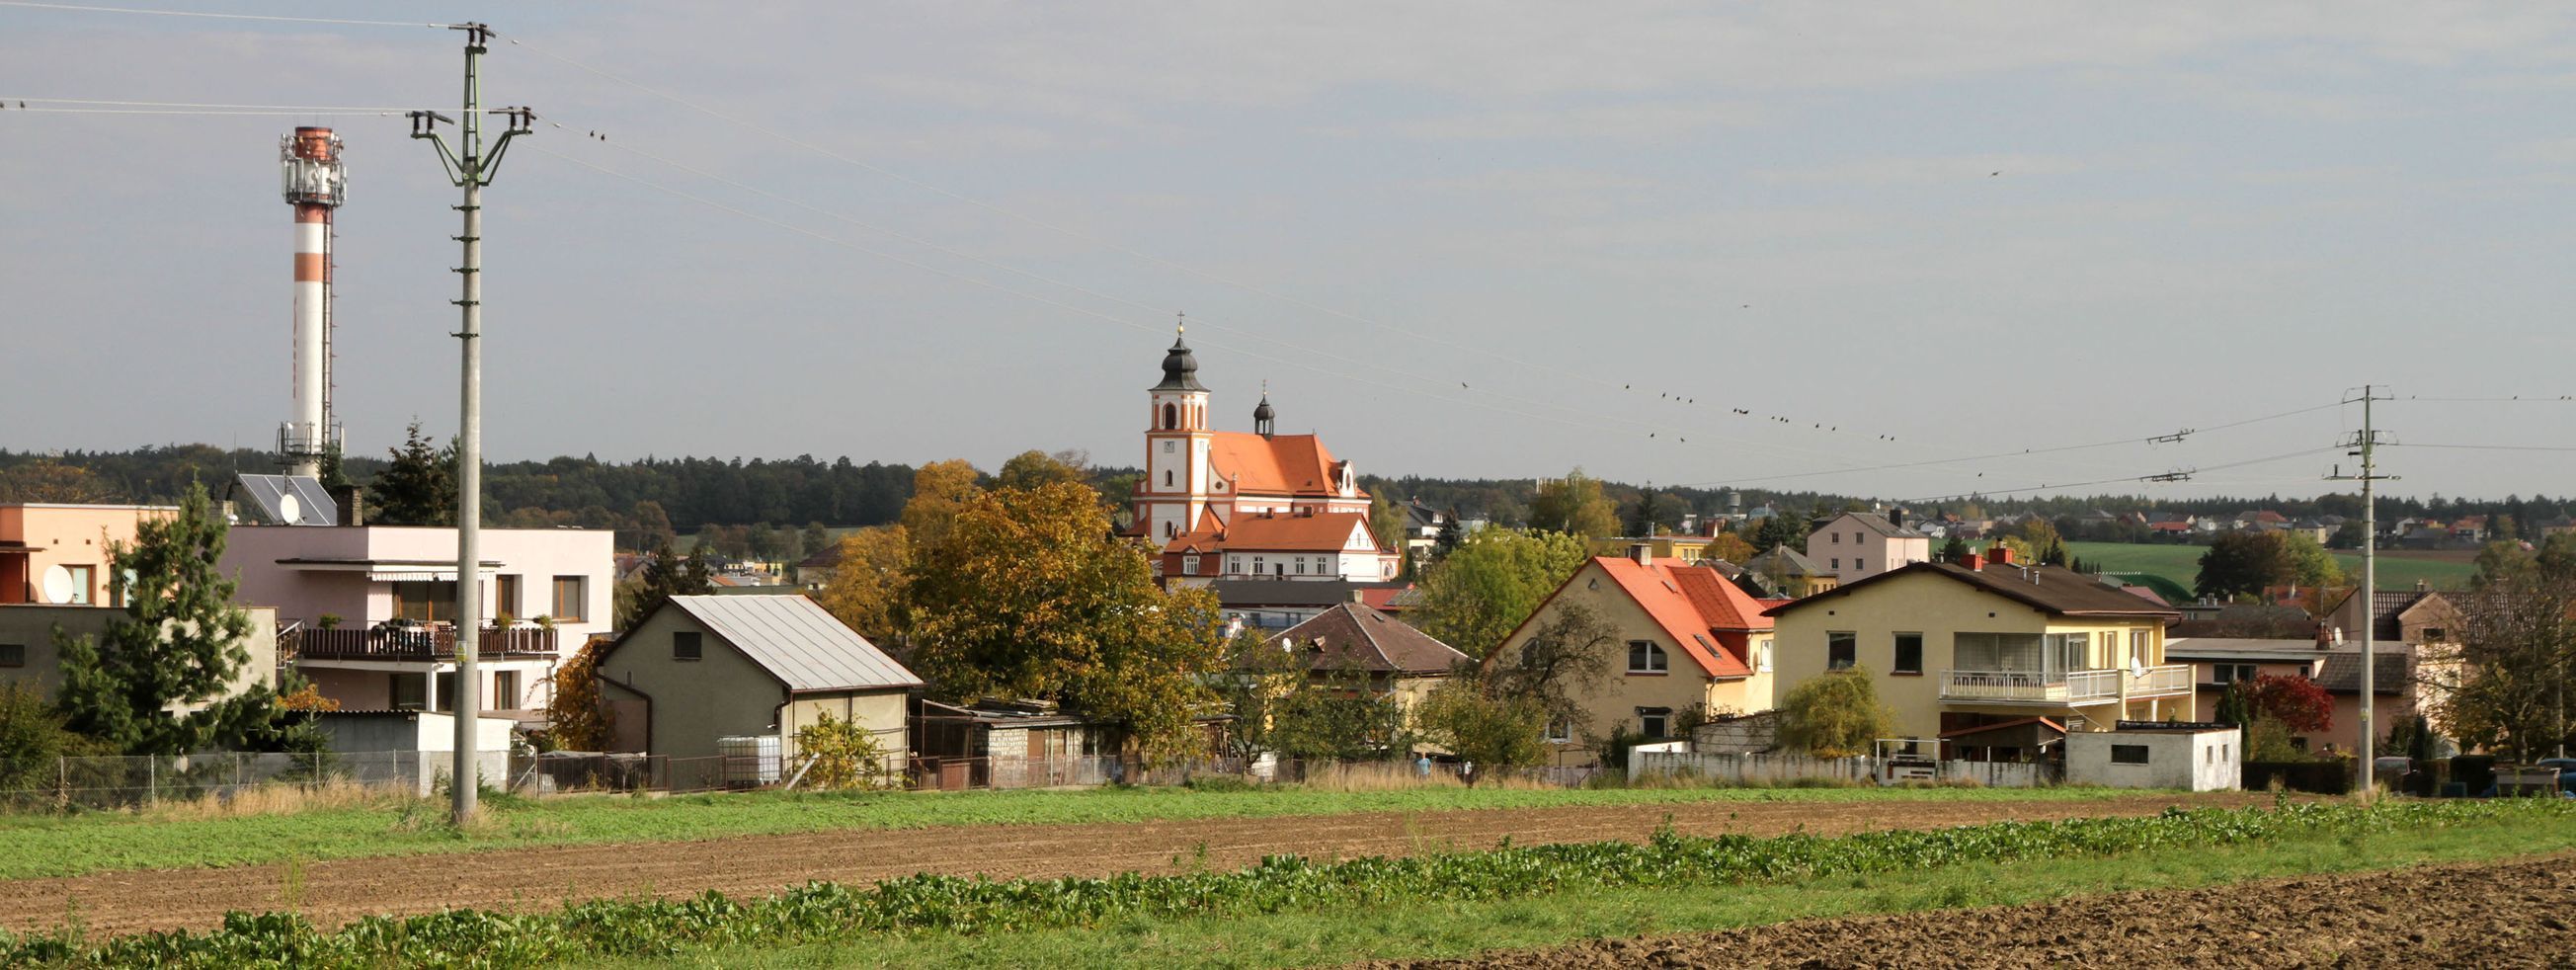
(1165, 470), (1173, 487)
(1164, 403), (1177, 429)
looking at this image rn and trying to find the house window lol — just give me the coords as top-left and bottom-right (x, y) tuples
(1829, 558), (1840, 570)
(551, 576), (588, 622)
(2048, 632), (2090, 672)
(62, 564), (94, 605)
(1638, 707), (1672, 739)
(2129, 629), (2148, 665)
(2422, 627), (2447, 642)
(1251, 556), (1264, 574)
(1294, 557), (1306, 575)
(2213, 663), (2258, 685)
(492, 670), (521, 709)
(1628, 640), (1668, 674)
(2111, 744), (2150, 765)
(1892, 633), (1923, 675)
(392, 581), (457, 623)
(391, 673), (427, 710)
(494, 574), (523, 620)
(1828, 632), (1857, 671)
(1755, 638), (1773, 673)
(434, 672), (457, 712)
(674, 630), (702, 662)
(1545, 719), (1572, 743)
(1830, 532), (1840, 543)
(1181, 555), (1199, 574)
(0, 643), (23, 668)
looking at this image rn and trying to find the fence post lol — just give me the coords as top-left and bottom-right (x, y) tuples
(147, 757), (157, 808)
(57, 757), (67, 813)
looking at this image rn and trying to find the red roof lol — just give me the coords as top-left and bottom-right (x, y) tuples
(1590, 556), (1757, 679)
(1164, 510), (1374, 554)
(1205, 433), (1361, 498)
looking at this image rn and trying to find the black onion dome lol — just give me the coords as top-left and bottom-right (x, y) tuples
(1252, 393), (1275, 423)
(1154, 334), (1208, 391)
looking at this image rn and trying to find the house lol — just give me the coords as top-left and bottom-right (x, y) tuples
(1803, 511), (1929, 580)
(1741, 545), (1837, 598)
(1209, 578), (1411, 631)
(2064, 724), (2238, 790)
(2321, 587), (2461, 652)
(219, 518), (615, 717)
(1, 602), (279, 714)
(1493, 549), (1781, 766)
(595, 595), (922, 764)
(1261, 602), (1469, 713)
(2164, 635), (2332, 726)
(791, 543), (842, 591)
(1, 503), (174, 606)
(1586, 532), (1727, 564)
(1125, 331), (1400, 585)
(1765, 547), (2193, 757)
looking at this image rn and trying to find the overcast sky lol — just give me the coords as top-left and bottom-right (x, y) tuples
(5, 2), (2574, 504)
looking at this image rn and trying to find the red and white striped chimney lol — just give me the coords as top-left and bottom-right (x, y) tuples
(280, 127), (346, 477)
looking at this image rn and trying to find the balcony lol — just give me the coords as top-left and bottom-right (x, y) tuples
(290, 625), (558, 663)
(1941, 665), (2195, 705)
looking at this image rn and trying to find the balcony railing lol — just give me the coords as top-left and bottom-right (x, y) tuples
(292, 625), (557, 663)
(1942, 665), (2194, 704)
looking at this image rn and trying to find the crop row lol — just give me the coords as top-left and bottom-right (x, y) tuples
(8, 798), (2568, 968)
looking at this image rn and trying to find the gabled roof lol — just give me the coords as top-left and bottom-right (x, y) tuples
(1263, 604), (1468, 677)
(1824, 511), (1926, 539)
(1743, 545), (1828, 578)
(2314, 651), (2408, 695)
(1765, 561), (2183, 620)
(1210, 579), (1407, 607)
(1205, 432), (1355, 498)
(1590, 557), (1757, 679)
(629, 595), (922, 692)
(2163, 637), (2329, 662)
(1219, 512), (1373, 552)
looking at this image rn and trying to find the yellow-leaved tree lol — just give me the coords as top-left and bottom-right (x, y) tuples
(815, 524), (911, 643)
(905, 481), (1225, 764)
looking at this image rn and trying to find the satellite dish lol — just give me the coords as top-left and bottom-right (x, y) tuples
(279, 493), (300, 524)
(40, 565), (74, 605)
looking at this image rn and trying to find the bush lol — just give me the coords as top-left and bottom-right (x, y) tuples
(1776, 669), (1896, 758)
(793, 713), (899, 791)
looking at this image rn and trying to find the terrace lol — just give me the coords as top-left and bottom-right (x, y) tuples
(1940, 665), (2194, 704)
(289, 624), (558, 663)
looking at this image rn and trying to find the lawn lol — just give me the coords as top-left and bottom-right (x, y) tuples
(2064, 540), (2477, 595)
(694, 803), (2576, 969)
(0, 782), (2162, 881)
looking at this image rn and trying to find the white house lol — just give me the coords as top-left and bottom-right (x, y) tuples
(1804, 511), (1931, 580)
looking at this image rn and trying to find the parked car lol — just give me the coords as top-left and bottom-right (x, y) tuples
(2534, 759), (2576, 795)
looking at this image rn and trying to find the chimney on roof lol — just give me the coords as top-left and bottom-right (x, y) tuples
(1349, 589), (1368, 605)
(1630, 542), (1653, 566)
(1989, 543), (2017, 566)
(2415, 579), (2428, 592)
(1962, 551), (1983, 571)
(1889, 507), (1904, 528)
(328, 483), (363, 527)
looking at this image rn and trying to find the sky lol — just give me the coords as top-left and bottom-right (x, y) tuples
(4, 1), (2574, 505)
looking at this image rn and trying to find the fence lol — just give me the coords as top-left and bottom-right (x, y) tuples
(1631, 751), (2059, 787)
(0, 750), (518, 812)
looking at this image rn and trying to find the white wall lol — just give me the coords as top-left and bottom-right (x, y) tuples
(2065, 729), (2239, 790)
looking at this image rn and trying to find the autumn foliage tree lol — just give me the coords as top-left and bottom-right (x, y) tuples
(544, 637), (614, 752)
(1528, 467), (1619, 538)
(815, 525), (911, 644)
(904, 481), (1226, 763)
(1409, 528), (1590, 658)
(1776, 669), (1897, 758)
(2244, 674), (2333, 734)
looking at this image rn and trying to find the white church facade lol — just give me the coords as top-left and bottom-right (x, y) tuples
(1125, 329), (1400, 587)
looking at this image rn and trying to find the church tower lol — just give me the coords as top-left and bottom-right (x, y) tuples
(1141, 320), (1213, 542)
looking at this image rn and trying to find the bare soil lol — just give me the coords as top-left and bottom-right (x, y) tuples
(1364, 852), (2576, 969)
(0, 792), (2273, 937)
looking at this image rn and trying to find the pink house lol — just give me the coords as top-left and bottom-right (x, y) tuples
(220, 523), (614, 716)
(1805, 511), (1932, 580)
(1, 503), (175, 606)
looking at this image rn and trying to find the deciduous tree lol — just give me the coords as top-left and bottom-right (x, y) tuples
(1528, 468), (1619, 538)
(905, 482), (1225, 763)
(1409, 528), (1591, 658)
(900, 459), (983, 554)
(544, 637), (614, 752)
(2245, 674), (2333, 734)
(814, 525), (911, 643)
(1776, 669), (1896, 758)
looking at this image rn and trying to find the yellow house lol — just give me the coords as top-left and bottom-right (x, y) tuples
(1741, 545), (1839, 598)
(1766, 551), (2191, 759)
(1584, 533), (1723, 564)
(1495, 552), (1780, 767)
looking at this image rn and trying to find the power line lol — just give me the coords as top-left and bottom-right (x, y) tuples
(2388, 443), (2576, 453)
(1892, 445), (2338, 506)
(0, 0), (453, 28)
(5, 98), (513, 113)
(1671, 400), (2345, 490)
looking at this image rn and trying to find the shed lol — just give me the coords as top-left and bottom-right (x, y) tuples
(310, 709), (517, 795)
(596, 595), (922, 765)
(2065, 723), (2239, 791)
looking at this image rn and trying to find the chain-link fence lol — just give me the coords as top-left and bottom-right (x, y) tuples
(0, 750), (523, 813)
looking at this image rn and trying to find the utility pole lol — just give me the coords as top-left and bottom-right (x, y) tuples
(2329, 385), (2396, 798)
(410, 22), (532, 825)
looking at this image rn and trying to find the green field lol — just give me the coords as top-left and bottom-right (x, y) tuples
(2064, 540), (2477, 596)
(0, 782), (2156, 881)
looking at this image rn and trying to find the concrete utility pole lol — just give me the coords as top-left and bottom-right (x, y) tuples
(410, 23), (532, 825)
(2330, 385), (2396, 797)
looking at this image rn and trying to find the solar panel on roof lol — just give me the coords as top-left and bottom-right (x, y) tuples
(233, 473), (337, 526)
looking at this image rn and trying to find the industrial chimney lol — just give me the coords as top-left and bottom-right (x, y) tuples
(279, 127), (347, 477)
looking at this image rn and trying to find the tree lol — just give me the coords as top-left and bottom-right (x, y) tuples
(2427, 562), (2576, 762)
(814, 525), (910, 643)
(900, 459), (983, 555)
(1939, 534), (1971, 564)
(1749, 512), (1807, 552)
(367, 422), (456, 526)
(0, 683), (107, 796)
(2328, 521), (2366, 550)
(1528, 468), (1619, 538)
(1368, 492), (1409, 559)
(1411, 679), (1548, 779)
(904, 481), (1225, 763)
(52, 482), (297, 755)
(1270, 660), (1414, 762)
(0, 460), (120, 503)
(1704, 530), (1755, 564)
(1623, 490), (1673, 537)
(1431, 517), (1464, 561)
(2244, 674), (2333, 734)
(627, 501), (678, 552)
(2019, 518), (2067, 567)
(2195, 531), (2343, 601)
(544, 637), (614, 752)
(793, 711), (898, 789)
(1775, 669), (1896, 758)
(995, 449), (1090, 494)
(1409, 528), (1591, 658)
(616, 538), (713, 630)
(1485, 601), (1618, 733)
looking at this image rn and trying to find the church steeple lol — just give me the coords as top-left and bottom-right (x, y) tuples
(1153, 314), (1207, 392)
(1253, 380), (1275, 439)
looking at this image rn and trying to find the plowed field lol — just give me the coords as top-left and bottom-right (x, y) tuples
(0, 791), (2269, 936)
(1366, 852), (2576, 969)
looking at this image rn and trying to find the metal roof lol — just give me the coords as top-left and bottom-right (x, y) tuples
(665, 595), (923, 692)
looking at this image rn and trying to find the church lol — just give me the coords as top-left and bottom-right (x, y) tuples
(1126, 328), (1401, 588)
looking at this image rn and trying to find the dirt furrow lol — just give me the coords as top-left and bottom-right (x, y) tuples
(1365, 851), (2576, 968)
(0, 792), (2270, 937)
